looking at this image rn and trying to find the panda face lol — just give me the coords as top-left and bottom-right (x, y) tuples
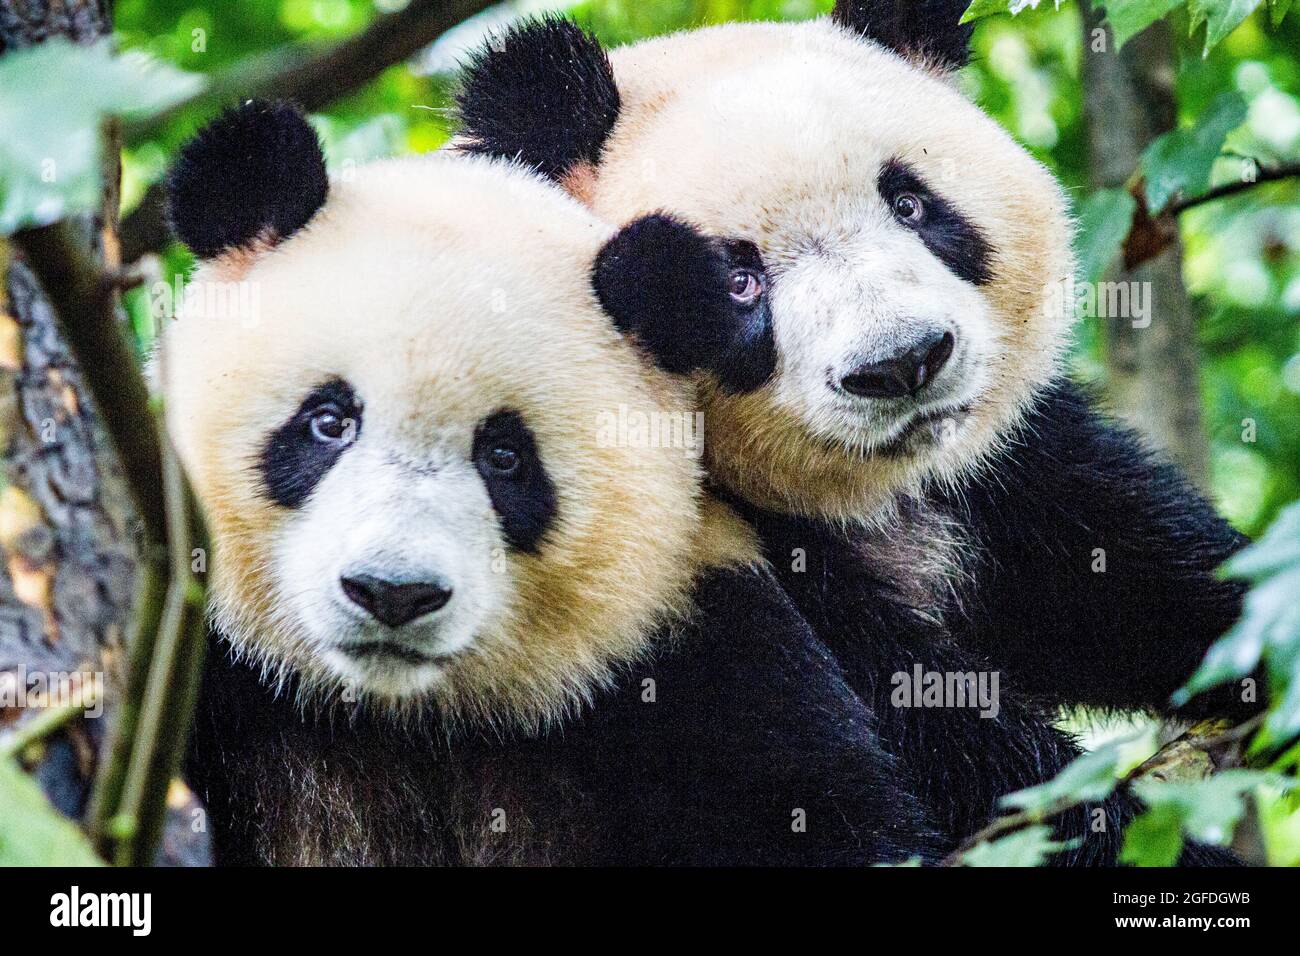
(258, 369), (529, 703)
(162, 149), (708, 723)
(586, 21), (1073, 516)
(458, 14), (1075, 519)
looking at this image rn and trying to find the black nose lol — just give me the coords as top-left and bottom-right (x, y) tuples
(340, 574), (453, 627)
(839, 331), (955, 399)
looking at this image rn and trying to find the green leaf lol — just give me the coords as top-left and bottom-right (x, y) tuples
(1000, 740), (1125, 812)
(1176, 501), (1300, 742)
(1271, 0), (1295, 26)
(1074, 188), (1137, 286)
(1132, 770), (1284, 848)
(0, 757), (102, 866)
(1104, 0), (1185, 47)
(1120, 803), (1186, 866)
(1140, 91), (1247, 214)
(960, 0), (1061, 23)
(960, 825), (1079, 866)
(1262, 663), (1300, 747)
(0, 38), (205, 235)
(960, 0), (1015, 24)
(961, 0), (1008, 23)
(1222, 500), (1300, 582)
(1187, 0), (1264, 54)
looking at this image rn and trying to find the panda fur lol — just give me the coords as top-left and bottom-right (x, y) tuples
(163, 101), (940, 865)
(455, 4), (1249, 864)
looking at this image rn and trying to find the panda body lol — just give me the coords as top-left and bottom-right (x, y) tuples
(193, 563), (938, 866)
(456, 3), (1250, 864)
(165, 102), (939, 865)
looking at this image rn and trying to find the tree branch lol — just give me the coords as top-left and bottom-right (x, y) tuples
(0, 693), (96, 761)
(106, 435), (208, 866)
(1168, 161), (1300, 216)
(120, 0), (494, 262)
(128, 0), (493, 141)
(940, 717), (1264, 866)
(1124, 161), (1300, 271)
(12, 217), (209, 866)
(11, 221), (166, 547)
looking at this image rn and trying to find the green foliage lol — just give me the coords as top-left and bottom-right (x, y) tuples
(0, 757), (102, 866)
(1119, 802), (1189, 865)
(1177, 501), (1300, 747)
(961, 0), (1037, 23)
(1122, 770), (1291, 864)
(960, 825), (1081, 866)
(1188, 0), (1266, 53)
(963, 0), (1294, 51)
(1104, 0), (1186, 45)
(1140, 91), (1248, 212)
(1140, 770), (1280, 841)
(1075, 188), (1138, 284)
(999, 740), (1125, 811)
(0, 38), (202, 235)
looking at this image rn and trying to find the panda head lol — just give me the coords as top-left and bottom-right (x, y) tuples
(163, 101), (747, 726)
(457, 2), (1075, 519)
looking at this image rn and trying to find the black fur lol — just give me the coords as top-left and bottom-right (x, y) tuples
(258, 378), (360, 509)
(594, 214), (776, 393)
(877, 158), (995, 285)
(167, 100), (328, 259)
(457, 16), (620, 182)
(188, 565), (942, 866)
(939, 378), (1255, 720)
(728, 498), (1241, 866)
(472, 410), (557, 554)
(832, 0), (975, 71)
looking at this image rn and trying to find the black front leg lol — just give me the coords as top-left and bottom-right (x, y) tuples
(938, 377), (1254, 720)
(740, 508), (1239, 865)
(562, 564), (941, 865)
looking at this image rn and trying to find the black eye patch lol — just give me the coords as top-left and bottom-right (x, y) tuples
(592, 214), (776, 395)
(258, 378), (361, 509)
(876, 158), (995, 286)
(473, 410), (556, 554)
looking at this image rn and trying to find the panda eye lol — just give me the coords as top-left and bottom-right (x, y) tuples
(725, 239), (766, 307)
(729, 269), (763, 306)
(486, 445), (520, 476)
(309, 405), (353, 444)
(893, 192), (924, 225)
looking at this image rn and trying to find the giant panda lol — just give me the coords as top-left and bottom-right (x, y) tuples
(161, 100), (941, 866)
(453, 3), (1250, 864)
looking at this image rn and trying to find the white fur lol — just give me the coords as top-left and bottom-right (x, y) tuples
(275, 438), (510, 700)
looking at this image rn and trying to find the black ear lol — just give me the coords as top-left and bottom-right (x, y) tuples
(457, 15), (621, 182)
(593, 215), (776, 394)
(167, 100), (328, 260)
(832, 0), (974, 71)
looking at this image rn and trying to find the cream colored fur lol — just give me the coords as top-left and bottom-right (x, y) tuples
(161, 153), (751, 729)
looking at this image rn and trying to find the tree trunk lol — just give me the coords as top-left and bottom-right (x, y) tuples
(0, 0), (209, 865)
(1079, 4), (1210, 488)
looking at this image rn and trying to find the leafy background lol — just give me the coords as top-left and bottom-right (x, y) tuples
(0, 0), (1297, 866)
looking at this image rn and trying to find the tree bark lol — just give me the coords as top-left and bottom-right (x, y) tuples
(0, 0), (133, 806)
(1079, 5), (1210, 487)
(0, 0), (210, 865)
